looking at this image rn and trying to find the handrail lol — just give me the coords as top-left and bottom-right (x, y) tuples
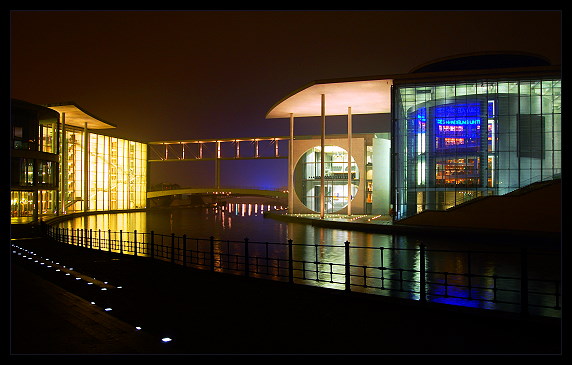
(43, 224), (561, 318)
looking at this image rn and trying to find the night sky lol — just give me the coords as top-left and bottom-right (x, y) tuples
(10, 10), (561, 188)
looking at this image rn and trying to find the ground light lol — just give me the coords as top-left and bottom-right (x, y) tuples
(12, 243), (173, 347)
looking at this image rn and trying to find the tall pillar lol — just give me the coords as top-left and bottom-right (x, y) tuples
(320, 94), (326, 219)
(347, 106), (352, 216)
(59, 112), (66, 214)
(83, 122), (89, 213)
(289, 113), (294, 214)
(215, 141), (221, 189)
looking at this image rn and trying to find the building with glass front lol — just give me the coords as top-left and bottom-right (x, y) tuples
(266, 53), (561, 221)
(10, 100), (147, 223)
(10, 100), (60, 223)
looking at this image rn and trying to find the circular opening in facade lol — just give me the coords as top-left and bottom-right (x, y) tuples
(294, 146), (359, 213)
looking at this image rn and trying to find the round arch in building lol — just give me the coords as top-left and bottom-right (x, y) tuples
(293, 145), (359, 214)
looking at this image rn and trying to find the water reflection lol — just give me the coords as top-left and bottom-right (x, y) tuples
(55, 205), (561, 317)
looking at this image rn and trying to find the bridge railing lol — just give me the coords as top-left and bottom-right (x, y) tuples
(45, 225), (561, 318)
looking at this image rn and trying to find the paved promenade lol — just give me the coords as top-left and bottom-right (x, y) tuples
(10, 226), (561, 355)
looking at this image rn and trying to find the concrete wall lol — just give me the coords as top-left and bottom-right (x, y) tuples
(291, 137), (366, 214)
(397, 180), (561, 233)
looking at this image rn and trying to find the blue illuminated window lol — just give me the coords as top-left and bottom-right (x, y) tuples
(435, 103), (481, 152)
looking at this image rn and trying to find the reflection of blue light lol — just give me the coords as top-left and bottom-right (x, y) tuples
(429, 279), (497, 310)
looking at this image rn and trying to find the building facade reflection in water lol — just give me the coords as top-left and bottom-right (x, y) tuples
(56, 206), (560, 317)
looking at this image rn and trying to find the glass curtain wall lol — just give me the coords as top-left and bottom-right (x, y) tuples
(62, 128), (147, 213)
(394, 78), (561, 220)
(62, 129), (85, 212)
(294, 146), (359, 213)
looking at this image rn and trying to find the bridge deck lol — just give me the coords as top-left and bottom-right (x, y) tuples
(147, 187), (287, 199)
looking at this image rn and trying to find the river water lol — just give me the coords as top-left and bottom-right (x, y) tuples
(55, 198), (561, 318)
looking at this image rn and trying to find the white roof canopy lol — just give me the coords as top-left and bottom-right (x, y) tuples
(266, 79), (393, 119)
(46, 102), (116, 129)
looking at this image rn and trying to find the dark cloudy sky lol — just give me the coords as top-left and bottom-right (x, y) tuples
(10, 10), (561, 187)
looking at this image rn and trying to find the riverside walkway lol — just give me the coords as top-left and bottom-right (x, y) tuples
(10, 224), (561, 355)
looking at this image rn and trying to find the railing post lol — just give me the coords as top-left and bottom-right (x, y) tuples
(244, 237), (250, 277)
(133, 230), (138, 257)
(98, 229), (101, 251)
(182, 234), (187, 267)
(171, 233), (175, 264)
(288, 239), (294, 284)
(345, 240), (351, 291)
(108, 229), (112, 253)
(419, 244), (427, 302)
(150, 231), (155, 259)
(120, 230), (123, 255)
(89, 229), (93, 249)
(521, 244), (529, 317)
(209, 236), (215, 271)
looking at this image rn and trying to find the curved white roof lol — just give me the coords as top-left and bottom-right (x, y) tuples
(266, 78), (393, 119)
(45, 102), (116, 129)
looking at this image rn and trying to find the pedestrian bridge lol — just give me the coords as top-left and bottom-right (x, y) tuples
(147, 187), (288, 199)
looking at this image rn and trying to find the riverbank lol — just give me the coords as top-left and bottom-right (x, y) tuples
(263, 211), (562, 244)
(10, 225), (561, 355)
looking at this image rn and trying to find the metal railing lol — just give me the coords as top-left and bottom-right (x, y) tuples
(45, 225), (561, 317)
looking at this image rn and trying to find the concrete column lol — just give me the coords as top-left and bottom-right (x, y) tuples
(289, 113), (294, 214)
(347, 106), (352, 216)
(215, 141), (221, 189)
(60, 112), (66, 214)
(320, 94), (326, 219)
(83, 122), (89, 213)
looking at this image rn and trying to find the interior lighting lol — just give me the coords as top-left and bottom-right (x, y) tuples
(161, 337), (172, 343)
(135, 327), (142, 331)
(104, 308), (112, 311)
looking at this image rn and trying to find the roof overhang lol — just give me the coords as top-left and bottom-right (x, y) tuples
(266, 78), (393, 119)
(45, 102), (116, 129)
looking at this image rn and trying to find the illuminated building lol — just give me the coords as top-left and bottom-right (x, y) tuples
(267, 53), (561, 220)
(10, 101), (147, 223)
(290, 133), (390, 215)
(10, 100), (60, 223)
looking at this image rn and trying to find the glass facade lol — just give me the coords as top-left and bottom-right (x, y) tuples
(10, 99), (148, 223)
(10, 101), (60, 223)
(61, 128), (147, 214)
(294, 146), (359, 213)
(394, 78), (561, 220)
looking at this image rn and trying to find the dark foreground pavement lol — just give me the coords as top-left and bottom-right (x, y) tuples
(10, 231), (562, 355)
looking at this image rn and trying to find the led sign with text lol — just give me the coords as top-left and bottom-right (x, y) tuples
(435, 102), (481, 152)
